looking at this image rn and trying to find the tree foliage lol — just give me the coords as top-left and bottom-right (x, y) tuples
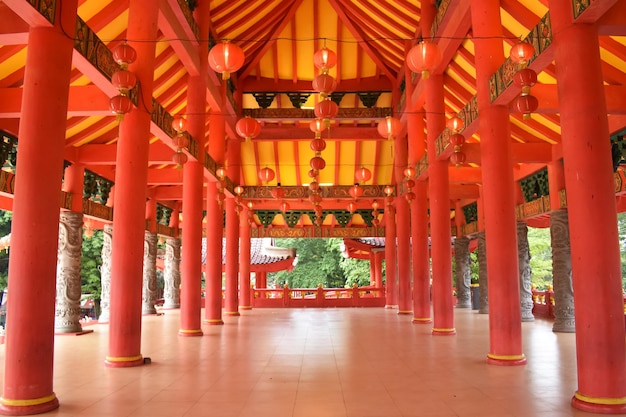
(270, 238), (372, 288)
(528, 227), (553, 289)
(0, 210), (11, 290)
(81, 230), (103, 299)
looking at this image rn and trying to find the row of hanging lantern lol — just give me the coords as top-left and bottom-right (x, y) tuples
(171, 116), (189, 167)
(510, 41), (538, 121)
(109, 43), (138, 121)
(448, 115), (466, 167)
(215, 167), (227, 206)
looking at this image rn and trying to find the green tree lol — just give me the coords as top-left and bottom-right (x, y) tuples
(340, 256), (371, 287)
(81, 230), (103, 299)
(271, 238), (350, 288)
(0, 210), (11, 290)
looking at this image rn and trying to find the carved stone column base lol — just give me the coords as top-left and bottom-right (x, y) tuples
(550, 209), (575, 333)
(55, 212), (84, 334)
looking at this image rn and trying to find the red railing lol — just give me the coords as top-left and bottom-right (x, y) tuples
(251, 285), (386, 308)
(531, 288), (554, 318)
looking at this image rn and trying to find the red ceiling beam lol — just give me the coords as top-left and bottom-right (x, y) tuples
(242, 76), (393, 92)
(255, 125), (381, 141)
(76, 141), (177, 165)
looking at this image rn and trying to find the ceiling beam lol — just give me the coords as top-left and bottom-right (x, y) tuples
(241, 77), (393, 92)
(76, 142), (177, 165)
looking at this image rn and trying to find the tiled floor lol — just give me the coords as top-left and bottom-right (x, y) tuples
(0, 308), (611, 416)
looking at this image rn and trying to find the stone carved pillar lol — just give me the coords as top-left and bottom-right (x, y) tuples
(477, 231), (489, 314)
(550, 209), (575, 332)
(142, 231), (158, 315)
(517, 222), (535, 321)
(163, 237), (181, 308)
(98, 224), (112, 322)
(55, 212), (84, 333)
(454, 237), (471, 308)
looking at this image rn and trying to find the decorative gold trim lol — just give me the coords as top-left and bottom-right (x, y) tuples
(574, 392), (626, 405)
(487, 353), (526, 361)
(432, 327), (456, 333)
(223, 311), (240, 316)
(412, 317), (432, 322)
(178, 329), (203, 334)
(0, 393), (57, 407)
(203, 319), (224, 323)
(105, 355), (143, 363)
(397, 310), (412, 314)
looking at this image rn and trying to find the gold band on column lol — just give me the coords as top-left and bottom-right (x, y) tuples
(432, 327), (456, 333)
(178, 329), (203, 335)
(412, 317), (432, 322)
(574, 392), (626, 405)
(203, 319), (224, 324)
(105, 355), (143, 363)
(0, 393), (57, 407)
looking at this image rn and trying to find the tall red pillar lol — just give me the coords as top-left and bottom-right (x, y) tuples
(384, 203), (397, 308)
(204, 112), (226, 325)
(106, 0), (158, 368)
(179, 77), (205, 337)
(470, 0), (524, 364)
(0, 2), (77, 414)
(424, 74), (454, 336)
(549, 0), (626, 411)
(373, 250), (383, 289)
(406, 97), (430, 323)
(369, 253), (376, 286)
(394, 129), (412, 314)
(256, 271), (267, 289)
(239, 208), (252, 310)
(224, 198), (239, 315)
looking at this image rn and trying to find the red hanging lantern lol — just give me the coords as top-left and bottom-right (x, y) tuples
(449, 133), (465, 152)
(314, 206), (323, 216)
(349, 184), (363, 199)
(447, 115), (464, 133)
(406, 41), (442, 79)
(111, 70), (137, 94)
(308, 181), (320, 192)
(208, 41), (245, 80)
(449, 151), (467, 167)
(109, 94), (133, 116)
(405, 179), (415, 189)
(312, 73), (337, 97)
(172, 151), (188, 167)
(172, 135), (189, 149)
(403, 166), (415, 179)
(372, 200), (380, 210)
(112, 43), (137, 67)
(405, 191), (416, 202)
(383, 185), (394, 196)
(510, 41), (535, 67)
(171, 116), (188, 134)
(314, 99), (338, 125)
(513, 94), (539, 121)
(280, 201), (290, 212)
(236, 116), (261, 142)
(315, 217), (323, 226)
(372, 218), (380, 227)
(355, 166), (372, 183)
(271, 185), (285, 200)
(216, 167), (226, 180)
(234, 185), (244, 195)
(308, 169), (318, 179)
(310, 156), (326, 171)
(310, 119), (327, 137)
(347, 202), (357, 213)
(513, 68), (538, 95)
(309, 193), (322, 205)
(377, 116), (402, 141)
(313, 47), (337, 72)
(258, 167), (275, 183)
(310, 138), (327, 153)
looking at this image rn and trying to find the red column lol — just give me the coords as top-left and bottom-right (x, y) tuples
(406, 104), (431, 323)
(256, 271), (267, 288)
(204, 182), (224, 325)
(0, 3), (77, 414)
(369, 253), (376, 286)
(395, 200), (412, 314)
(224, 198), (239, 315)
(470, 0), (524, 364)
(179, 81), (205, 337)
(239, 208), (252, 310)
(548, 159), (565, 210)
(106, 0), (158, 368)
(384, 203), (397, 308)
(204, 110), (226, 325)
(373, 251), (383, 289)
(549, 1), (626, 412)
(63, 163), (85, 213)
(424, 74), (454, 336)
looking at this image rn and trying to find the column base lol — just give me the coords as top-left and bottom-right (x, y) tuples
(178, 329), (203, 337)
(223, 311), (240, 316)
(432, 327), (456, 336)
(239, 306), (252, 311)
(486, 353), (527, 366)
(385, 305), (398, 309)
(412, 317), (432, 324)
(203, 319), (224, 325)
(456, 302), (471, 309)
(55, 329), (94, 336)
(104, 355), (145, 368)
(0, 393), (59, 416)
(397, 310), (412, 315)
(572, 392), (626, 414)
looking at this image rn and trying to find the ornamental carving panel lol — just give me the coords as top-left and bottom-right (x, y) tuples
(550, 210), (575, 332)
(477, 231), (489, 314)
(55, 212), (83, 333)
(28, 0), (56, 23)
(99, 224), (113, 322)
(517, 222), (535, 321)
(74, 17), (118, 80)
(163, 238), (181, 309)
(454, 237), (471, 308)
(142, 232), (158, 314)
